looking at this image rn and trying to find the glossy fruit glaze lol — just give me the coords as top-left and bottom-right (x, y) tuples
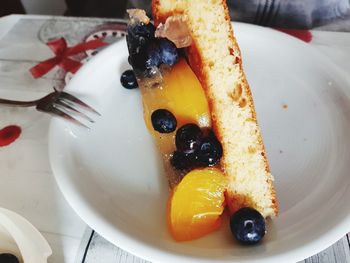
(167, 168), (227, 241)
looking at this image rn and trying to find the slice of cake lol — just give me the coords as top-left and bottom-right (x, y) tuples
(124, 0), (278, 243)
(152, 0), (278, 218)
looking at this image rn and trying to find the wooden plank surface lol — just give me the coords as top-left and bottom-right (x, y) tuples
(82, 231), (350, 263)
(301, 234), (350, 263)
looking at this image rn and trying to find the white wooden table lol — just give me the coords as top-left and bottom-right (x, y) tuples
(0, 15), (349, 263)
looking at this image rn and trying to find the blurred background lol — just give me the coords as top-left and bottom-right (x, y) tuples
(2, 0), (65, 16)
(1, 0), (350, 29)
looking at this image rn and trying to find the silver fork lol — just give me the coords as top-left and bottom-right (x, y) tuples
(0, 90), (100, 128)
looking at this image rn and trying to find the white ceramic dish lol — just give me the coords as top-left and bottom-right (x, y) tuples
(49, 23), (350, 263)
(0, 208), (52, 263)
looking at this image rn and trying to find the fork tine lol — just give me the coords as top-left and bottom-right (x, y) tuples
(55, 99), (95, 123)
(59, 92), (101, 115)
(49, 107), (90, 129)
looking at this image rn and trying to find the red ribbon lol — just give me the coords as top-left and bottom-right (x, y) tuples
(30, 38), (108, 78)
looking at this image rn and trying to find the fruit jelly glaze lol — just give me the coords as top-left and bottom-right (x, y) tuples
(136, 58), (211, 187)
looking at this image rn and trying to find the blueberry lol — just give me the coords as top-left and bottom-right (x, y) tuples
(151, 109), (177, 133)
(127, 22), (155, 55)
(170, 151), (196, 170)
(129, 42), (161, 71)
(158, 38), (179, 66)
(120, 70), (138, 89)
(128, 23), (155, 42)
(126, 22), (159, 71)
(145, 42), (162, 68)
(175, 124), (202, 153)
(128, 50), (146, 70)
(229, 207), (266, 245)
(0, 253), (19, 263)
(127, 25), (178, 70)
(196, 135), (222, 166)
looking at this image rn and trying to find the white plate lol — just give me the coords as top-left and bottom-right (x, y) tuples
(49, 23), (350, 263)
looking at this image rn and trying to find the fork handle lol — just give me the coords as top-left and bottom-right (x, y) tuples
(0, 98), (37, 107)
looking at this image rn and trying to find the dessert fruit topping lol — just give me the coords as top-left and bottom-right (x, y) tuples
(126, 20), (155, 55)
(196, 136), (223, 166)
(155, 16), (192, 48)
(120, 70), (138, 89)
(175, 123), (203, 154)
(128, 41), (160, 71)
(171, 123), (223, 170)
(126, 9), (150, 25)
(158, 58), (210, 126)
(141, 58), (211, 133)
(126, 13), (179, 73)
(168, 168), (227, 241)
(229, 207), (266, 245)
(157, 38), (179, 66)
(170, 150), (196, 171)
(151, 109), (177, 133)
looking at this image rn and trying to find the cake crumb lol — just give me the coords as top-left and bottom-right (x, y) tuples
(282, 104), (288, 109)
